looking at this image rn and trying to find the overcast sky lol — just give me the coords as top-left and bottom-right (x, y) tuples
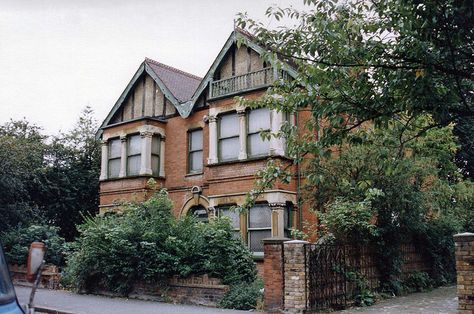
(0, 0), (305, 134)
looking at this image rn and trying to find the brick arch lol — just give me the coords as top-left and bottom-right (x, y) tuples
(179, 195), (210, 217)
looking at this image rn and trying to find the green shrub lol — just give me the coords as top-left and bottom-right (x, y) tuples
(63, 190), (256, 294)
(1, 224), (66, 266)
(219, 279), (263, 310)
(403, 272), (433, 293)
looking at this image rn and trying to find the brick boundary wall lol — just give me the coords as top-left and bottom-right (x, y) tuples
(9, 264), (61, 289)
(454, 232), (474, 314)
(263, 237), (289, 312)
(283, 240), (308, 313)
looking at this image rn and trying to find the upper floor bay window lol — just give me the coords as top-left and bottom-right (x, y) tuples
(108, 138), (121, 178)
(218, 112), (239, 161)
(127, 134), (141, 176)
(188, 129), (203, 173)
(100, 127), (166, 181)
(247, 108), (271, 157)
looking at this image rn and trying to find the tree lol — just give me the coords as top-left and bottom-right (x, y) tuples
(31, 107), (100, 240)
(0, 120), (46, 230)
(236, 0), (473, 161)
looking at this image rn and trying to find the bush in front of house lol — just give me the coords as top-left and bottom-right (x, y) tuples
(1, 224), (66, 266)
(62, 190), (257, 295)
(219, 279), (263, 310)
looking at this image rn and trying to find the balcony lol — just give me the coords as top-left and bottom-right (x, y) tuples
(209, 67), (288, 99)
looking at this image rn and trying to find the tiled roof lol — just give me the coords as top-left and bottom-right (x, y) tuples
(145, 58), (202, 103)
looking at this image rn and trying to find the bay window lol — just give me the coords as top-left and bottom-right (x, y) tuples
(218, 206), (241, 239)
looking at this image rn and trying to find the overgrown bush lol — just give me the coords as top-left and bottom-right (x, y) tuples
(403, 272), (433, 293)
(62, 190), (256, 295)
(1, 224), (66, 266)
(219, 279), (263, 310)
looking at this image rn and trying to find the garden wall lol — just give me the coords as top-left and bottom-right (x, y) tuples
(9, 264), (61, 289)
(263, 239), (433, 313)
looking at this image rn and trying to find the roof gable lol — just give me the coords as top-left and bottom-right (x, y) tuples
(98, 59), (201, 136)
(187, 29), (298, 113)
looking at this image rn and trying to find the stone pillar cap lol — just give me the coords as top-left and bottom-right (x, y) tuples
(454, 232), (474, 238)
(284, 239), (309, 244)
(262, 237), (290, 244)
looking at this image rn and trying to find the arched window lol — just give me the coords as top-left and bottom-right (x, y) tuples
(188, 205), (208, 222)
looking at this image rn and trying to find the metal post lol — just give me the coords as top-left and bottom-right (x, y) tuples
(28, 260), (44, 310)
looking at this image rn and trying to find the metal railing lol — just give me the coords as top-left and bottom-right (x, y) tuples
(209, 67), (287, 99)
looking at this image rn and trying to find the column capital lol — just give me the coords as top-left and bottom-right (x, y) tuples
(236, 106), (247, 115)
(140, 131), (154, 138)
(209, 115), (217, 123)
(120, 135), (128, 142)
(101, 139), (108, 146)
(269, 202), (286, 210)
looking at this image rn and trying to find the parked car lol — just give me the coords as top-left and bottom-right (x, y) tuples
(0, 242), (24, 314)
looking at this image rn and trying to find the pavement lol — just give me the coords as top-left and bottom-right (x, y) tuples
(337, 286), (458, 314)
(15, 285), (458, 314)
(14, 286), (252, 314)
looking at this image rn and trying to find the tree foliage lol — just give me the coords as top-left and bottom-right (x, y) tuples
(0, 107), (100, 241)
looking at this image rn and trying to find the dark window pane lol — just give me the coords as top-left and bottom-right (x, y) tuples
(190, 129), (203, 151)
(189, 205), (208, 222)
(219, 137), (239, 161)
(152, 136), (160, 155)
(248, 108), (270, 133)
(108, 159), (120, 178)
(127, 155), (141, 175)
(151, 155), (160, 176)
(109, 139), (121, 158)
(189, 151), (203, 172)
(219, 208), (240, 229)
(249, 230), (271, 252)
(219, 113), (239, 138)
(128, 135), (141, 155)
(248, 133), (270, 157)
(249, 204), (271, 228)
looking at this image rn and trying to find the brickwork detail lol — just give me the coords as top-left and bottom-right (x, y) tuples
(454, 232), (474, 314)
(283, 240), (308, 313)
(263, 238), (287, 312)
(9, 264), (61, 289)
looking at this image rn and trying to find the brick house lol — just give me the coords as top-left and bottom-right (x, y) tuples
(97, 28), (313, 259)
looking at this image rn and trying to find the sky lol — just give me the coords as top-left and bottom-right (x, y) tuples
(0, 0), (306, 134)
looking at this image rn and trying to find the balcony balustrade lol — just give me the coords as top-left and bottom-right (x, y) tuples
(209, 67), (288, 99)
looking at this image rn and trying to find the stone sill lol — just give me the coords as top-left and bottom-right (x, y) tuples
(100, 174), (165, 182)
(207, 155), (292, 167)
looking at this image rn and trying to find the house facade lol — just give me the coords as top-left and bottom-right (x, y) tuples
(97, 29), (313, 257)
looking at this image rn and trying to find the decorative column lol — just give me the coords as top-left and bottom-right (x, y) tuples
(139, 131), (153, 175)
(454, 232), (474, 313)
(159, 135), (166, 177)
(284, 240), (309, 313)
(269, 202), (286, 238)
(119, 135), (127, 178)
(270, 109), (285, 156)
(99, 140), (108, 180)
(208, 115), (218, 164)
(237, 107), (247, 160)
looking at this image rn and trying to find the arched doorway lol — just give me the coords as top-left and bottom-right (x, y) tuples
(187, 205), (209, 222)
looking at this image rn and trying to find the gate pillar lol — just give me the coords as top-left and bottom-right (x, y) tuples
(284, 240), (309, 313)
(263, 237), (289, 312)
(454, 232), (474, 313)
